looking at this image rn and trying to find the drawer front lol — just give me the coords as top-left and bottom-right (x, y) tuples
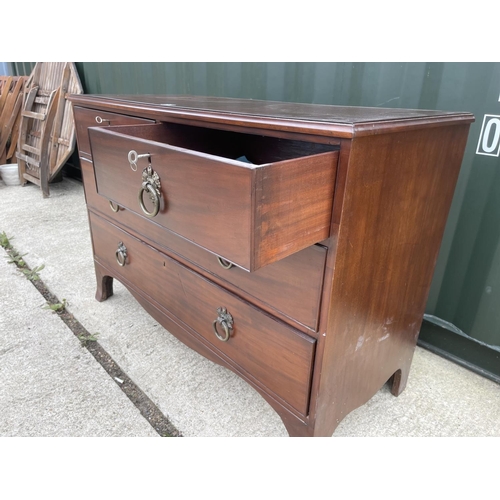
(81, 157), (326, 332)
(90, 212), (316, 415)
(89, 123), (338, 271)
(73, 106), (154, 156)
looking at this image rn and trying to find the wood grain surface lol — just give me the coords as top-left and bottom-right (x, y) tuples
(69, 94), (474, 139)
(89, 123), (338, 270)
(311, 124), (472, 436)
(90, 212), (316, 415)
(73, 106), (153, 155)
(71, 94), (474, 436)
(81, 154), (328, 333)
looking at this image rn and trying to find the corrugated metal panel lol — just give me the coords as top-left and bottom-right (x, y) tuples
(10, 61), (500, 354)
(0, 62), (12, 75)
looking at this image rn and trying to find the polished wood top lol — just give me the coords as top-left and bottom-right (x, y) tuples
(68, 94), (475, 139)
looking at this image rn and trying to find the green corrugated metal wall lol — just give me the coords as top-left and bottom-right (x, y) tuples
(8, 62), (500, 371)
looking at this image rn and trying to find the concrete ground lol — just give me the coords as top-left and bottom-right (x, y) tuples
(0, 176), (499, 437)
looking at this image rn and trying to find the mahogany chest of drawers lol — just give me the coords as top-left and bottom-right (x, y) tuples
(68, 94), (474, 436)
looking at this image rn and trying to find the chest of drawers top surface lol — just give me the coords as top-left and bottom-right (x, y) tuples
(69, 94), (474, 137)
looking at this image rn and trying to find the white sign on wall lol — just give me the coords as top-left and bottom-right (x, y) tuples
(476, 114), (500, 157)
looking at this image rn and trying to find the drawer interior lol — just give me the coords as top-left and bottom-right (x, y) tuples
(104, 121), (340, 164)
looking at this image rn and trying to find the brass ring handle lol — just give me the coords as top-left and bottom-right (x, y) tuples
(212, 307), (233, 342)
(217, 257), (233, 270)
(115, 242), (127, 267)
(138, 183), (160, 218)
(138, 164), (162, 218)
(109, 200), (120, 212)
(95, 116), (110, 124)
(212, 319), (231, 342)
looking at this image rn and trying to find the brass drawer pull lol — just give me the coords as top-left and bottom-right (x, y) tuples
(115, 241), (128, 266)
(217, 257), (233, 269)
(95, 116), (110, 124)
(109, 200), (120, 212)
(212, 307), (233, 342)
(138, 164), (162, 218)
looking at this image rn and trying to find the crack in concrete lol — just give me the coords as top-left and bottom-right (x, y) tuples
(0, 345), (17, 357)
(1, 241), (182, 437)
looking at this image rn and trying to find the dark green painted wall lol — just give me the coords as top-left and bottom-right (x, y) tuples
(8, 62), (500, 354)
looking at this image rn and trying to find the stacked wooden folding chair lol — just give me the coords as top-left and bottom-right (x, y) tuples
(0, 76), (26, 165)
(16, 62), (83, 197)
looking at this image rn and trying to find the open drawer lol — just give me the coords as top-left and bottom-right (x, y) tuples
(89, 122), (339, 271)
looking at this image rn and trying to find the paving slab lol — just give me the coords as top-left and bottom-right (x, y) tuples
(0, 177), (498, 437)
(0, 236), (157, 437)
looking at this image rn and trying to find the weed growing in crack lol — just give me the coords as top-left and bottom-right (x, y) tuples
(0, 231), (13, 250)
(1, 230), (44, 280)
(78, 332), (100, 346)
(20, 264), (45, 281)
(6, 250), (28, 267)
(42, 298), (67, 313)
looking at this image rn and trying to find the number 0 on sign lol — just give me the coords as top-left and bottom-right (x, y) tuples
(476, 115), (500, 157)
